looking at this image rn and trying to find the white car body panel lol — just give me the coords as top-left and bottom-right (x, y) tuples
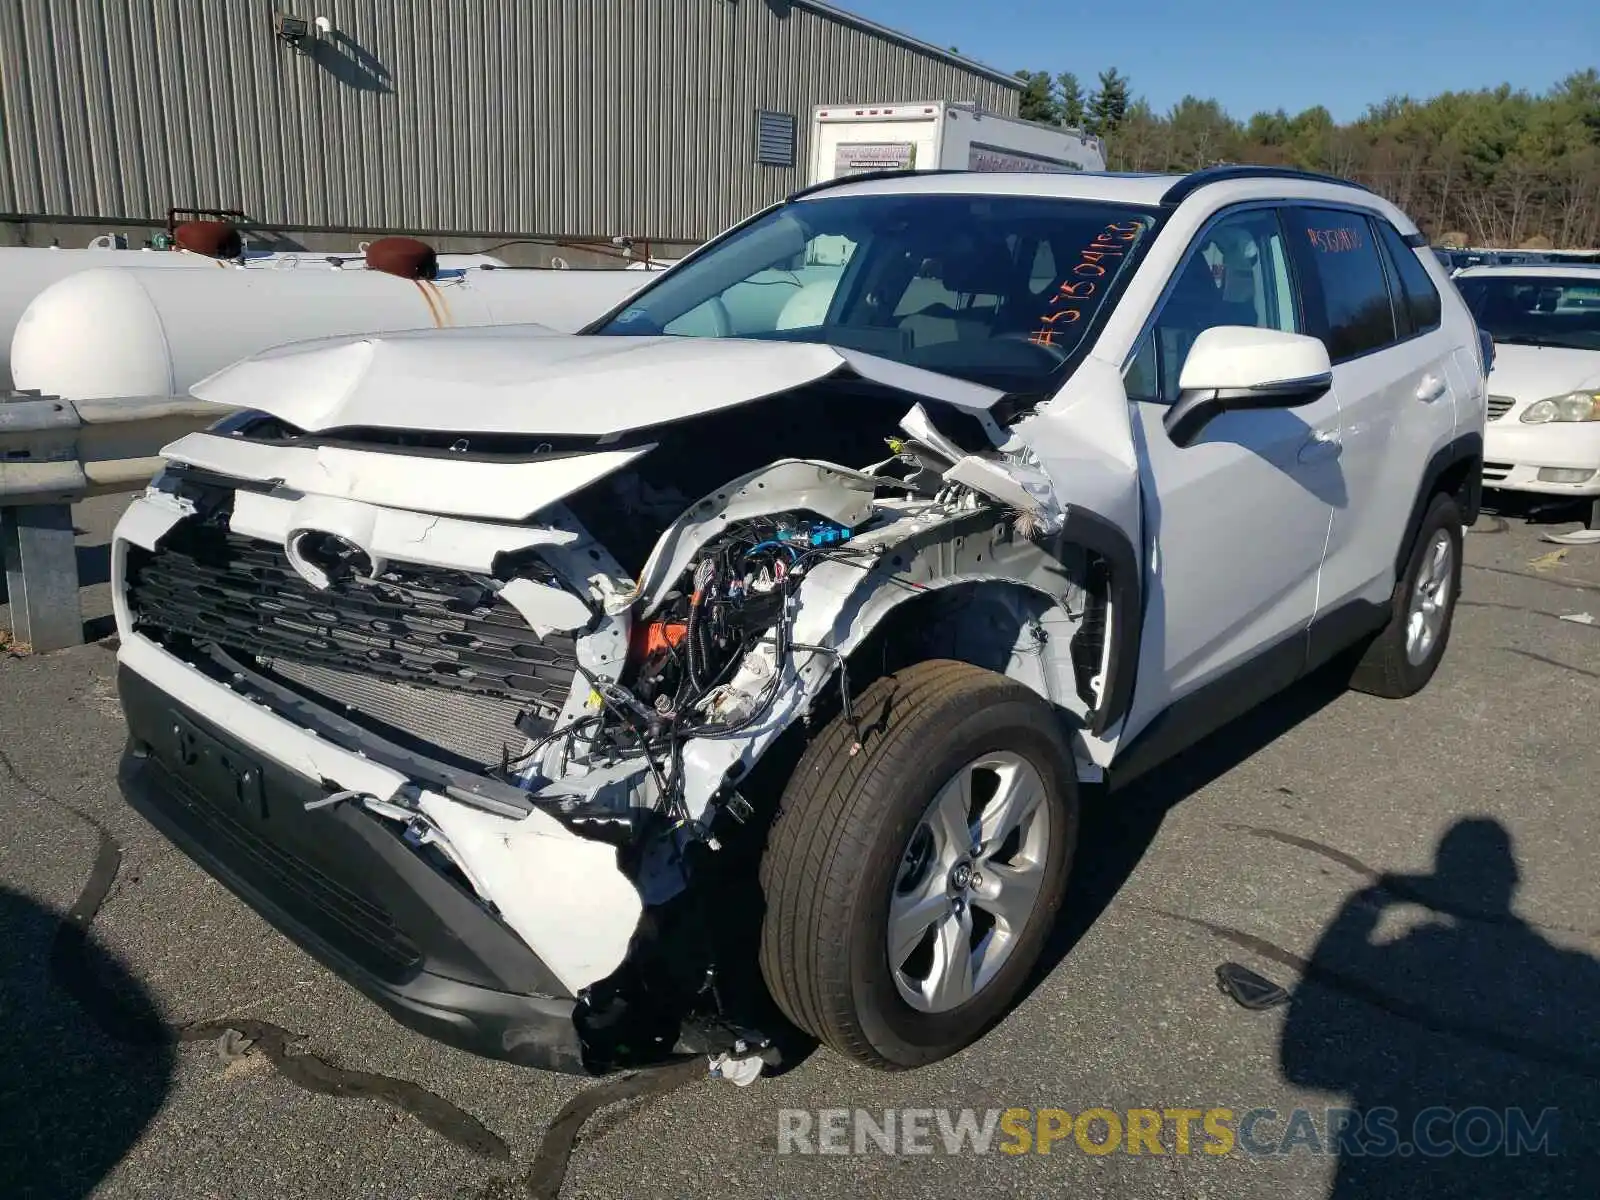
(1485, 344), (1600, 401)
(1125, 387), (1334, 734)
(159, 431), (656, 521)
(1014, 356), (1143, 544)
(192, 329), (848, 436)
(1318, 281), (1472, 614)
(228, 490), (582, 573)
(191, 329), (1008, 441)
(1483, 424), (1600, 495)
(412, 794), (643, 995)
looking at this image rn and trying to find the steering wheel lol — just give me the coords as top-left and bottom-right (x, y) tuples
(996, 330), (1072, 363)
(706, 297), (733, 337)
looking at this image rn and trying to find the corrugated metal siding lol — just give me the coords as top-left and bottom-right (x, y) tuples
(0, 0), (1017, 241)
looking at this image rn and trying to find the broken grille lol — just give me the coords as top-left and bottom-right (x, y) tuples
(126, 521), (580, 718)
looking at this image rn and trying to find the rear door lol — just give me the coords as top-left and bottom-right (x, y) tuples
(1283, 207), (1459, 626)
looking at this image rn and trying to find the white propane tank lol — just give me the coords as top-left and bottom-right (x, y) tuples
(10, 265), (654, 399)
(0, 246), (231, 388)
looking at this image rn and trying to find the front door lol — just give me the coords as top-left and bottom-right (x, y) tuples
(1120, 205), (1341, 740)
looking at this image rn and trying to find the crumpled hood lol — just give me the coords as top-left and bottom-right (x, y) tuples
(190, 326), (1007, 438)
(1487, 344), (1600, 401)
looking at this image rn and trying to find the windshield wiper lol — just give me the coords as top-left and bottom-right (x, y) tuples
(1493, 334), (1567, 348)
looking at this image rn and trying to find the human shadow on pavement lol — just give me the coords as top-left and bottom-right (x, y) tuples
(0, 883), (174, 1199)
(1280, 818), (1600, 1198)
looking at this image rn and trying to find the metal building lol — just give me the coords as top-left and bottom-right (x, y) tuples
(0, 1), (1018, 254)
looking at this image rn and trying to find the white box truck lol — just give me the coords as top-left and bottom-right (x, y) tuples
(808, 100), (1105, 185)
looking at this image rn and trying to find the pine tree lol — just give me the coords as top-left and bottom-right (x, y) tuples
(1088, 68), (1131, 137)
(1014, 70), (1060, 125)
(1055, 72), (1087, 129)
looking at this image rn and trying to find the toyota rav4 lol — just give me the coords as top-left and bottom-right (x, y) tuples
(112, 166), (1487, 1076)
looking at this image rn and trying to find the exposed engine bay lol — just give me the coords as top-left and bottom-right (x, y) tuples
(557, 511), (859, 791)
(114, 340), (1136, 1071)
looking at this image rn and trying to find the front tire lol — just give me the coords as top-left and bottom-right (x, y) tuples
(758, 660), (1078, 1070)
(1349, 492), (1463, 698)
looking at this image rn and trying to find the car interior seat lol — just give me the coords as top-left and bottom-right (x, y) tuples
(898, 234), (1013, 348)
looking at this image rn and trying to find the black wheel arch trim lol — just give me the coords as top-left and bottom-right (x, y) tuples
(1396, 431), (1482, 579)
(1060, 506), (1142, 737)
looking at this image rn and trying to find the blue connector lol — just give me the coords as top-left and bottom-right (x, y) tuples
(776, 523), (854, 548)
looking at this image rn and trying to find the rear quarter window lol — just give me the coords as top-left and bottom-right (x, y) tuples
(1288, 208), (1397, 361)
(1376, 220), (1443, 334)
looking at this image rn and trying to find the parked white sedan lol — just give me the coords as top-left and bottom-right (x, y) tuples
(1455, 264), (1600, 528)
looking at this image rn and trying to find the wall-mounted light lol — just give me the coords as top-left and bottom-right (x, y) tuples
(274, 13), (310, 47)
(275, 13), (336, 50)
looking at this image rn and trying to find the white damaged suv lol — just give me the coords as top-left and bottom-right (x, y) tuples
(112, 166), (1486, 1075)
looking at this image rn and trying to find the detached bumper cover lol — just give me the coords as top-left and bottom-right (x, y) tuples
(116, 665), (591, 1074)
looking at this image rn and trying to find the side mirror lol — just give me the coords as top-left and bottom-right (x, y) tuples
(1164, 326), (1333, 448)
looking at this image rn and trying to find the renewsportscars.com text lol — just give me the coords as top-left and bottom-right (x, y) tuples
(777, 1106), (1560, 1158)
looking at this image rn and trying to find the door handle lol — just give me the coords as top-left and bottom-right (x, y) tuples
(1416, 373), (1447, 403)
(1298, 429), (1343, 464)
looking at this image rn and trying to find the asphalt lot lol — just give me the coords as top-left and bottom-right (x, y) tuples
(3, 492), (1599, 1199)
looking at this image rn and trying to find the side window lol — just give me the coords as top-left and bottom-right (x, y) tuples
(1288, 208), (1397, 361)
(1125, 208), (1299, 402)
(1375, 220), (1443, 334)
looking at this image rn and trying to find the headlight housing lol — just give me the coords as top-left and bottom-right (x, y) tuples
(1520, 391), (1600, 424)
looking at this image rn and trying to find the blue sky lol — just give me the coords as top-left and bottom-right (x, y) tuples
(836, 0), (1597, 122)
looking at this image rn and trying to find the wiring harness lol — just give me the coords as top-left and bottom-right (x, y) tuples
(495, 514), (874, 825)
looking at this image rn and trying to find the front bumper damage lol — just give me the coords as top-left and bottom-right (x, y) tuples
(118, 665), (590, 1072)
(114, 489), (669, 1073)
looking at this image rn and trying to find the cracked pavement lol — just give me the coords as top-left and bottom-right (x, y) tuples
(3, 493), (1599, 1199)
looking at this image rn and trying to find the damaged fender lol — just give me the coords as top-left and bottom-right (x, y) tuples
(677, 503), (1100, 817)
(1008, 356), (1144, 556)
(669, 363), (1148, 814)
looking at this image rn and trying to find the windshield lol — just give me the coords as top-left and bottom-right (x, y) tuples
(1456, 274), (1600, 351)
(593, 192), (1156, 391)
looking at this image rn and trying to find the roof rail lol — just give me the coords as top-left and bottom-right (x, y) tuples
(1161, 165), (1374, 207)
(787, 168), (972, 201)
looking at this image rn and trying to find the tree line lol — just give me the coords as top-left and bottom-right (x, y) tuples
(1011, 67), (1600, 249)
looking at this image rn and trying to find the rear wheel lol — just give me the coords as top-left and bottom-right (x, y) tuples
(1349, 492), (1463, 698)
(758, 660), (1078, 1069)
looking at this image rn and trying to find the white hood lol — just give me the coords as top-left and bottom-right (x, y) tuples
(191, 327), (1007, 438)
(1487, 344), (1600, 401)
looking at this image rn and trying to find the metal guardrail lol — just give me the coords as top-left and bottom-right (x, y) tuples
(1, 392), (222, 652)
